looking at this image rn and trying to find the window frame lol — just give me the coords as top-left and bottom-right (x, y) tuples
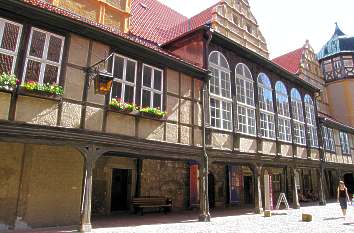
(291, 88), (306, 145)
(257, 73), (275, 139)
(235, 63), (256, 136)
(322, 126), (335, 152)
(339, 131), (351, 155)
(275, 81), (292, 142)
(22, 27), (65, 85)
(140, 63), (164, 109)
(0, 17), (23, 74)
(110, 53), (138, 104)
(304, 95), (318, 147)
(208, 51), (233, 131)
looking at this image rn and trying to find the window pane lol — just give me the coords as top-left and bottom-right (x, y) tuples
(29, 30), (46, 58)
(111, 82), (122, 99)
(124, 85), (134, 104)
(154, 70), (162, 91)
(153, 93), (161, 109)
(0, 53), (13, 74)
(125, 60), (136, 83)
(43, 64), (58, 84)
(1, 22), (20, 51)
(25, 59), (41, 82)
(142, 90), (151, 107)
(143, 66), (152, 87)
(113, 56), (124, 79)
(47, 35), (62, 62)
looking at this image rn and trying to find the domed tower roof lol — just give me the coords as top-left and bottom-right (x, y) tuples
(317, 23), (354, 60)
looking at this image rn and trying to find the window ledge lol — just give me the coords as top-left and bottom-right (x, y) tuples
(18, 88), (62, 101)
(0, 87), (15, 94)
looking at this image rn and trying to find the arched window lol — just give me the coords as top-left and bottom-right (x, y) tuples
(304, 95), (318, 147)
(258, 73), (275, 139)
(291, 89), (306, 145)
(209, 51), (232, 130)
(275, 81), (291, 142)
(236, 63), (256, 135)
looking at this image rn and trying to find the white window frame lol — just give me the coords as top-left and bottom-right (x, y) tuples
(0, 17), (23, 74)
(340, 132), (351, 155)
(209, 51), (233, 131)
(275, 81), (292, 142)
(304, 95), (318, 147)
(291, 89), (306, 145)
(322, 126), (335, 152)
(258, 73), (275, 139)
(236, 63), (256, 136)
(141, 64), (164, 109)
(110, 54), (137, 104)
(22, 27), (65, 84)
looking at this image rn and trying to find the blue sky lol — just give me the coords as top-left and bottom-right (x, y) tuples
(158, 0), (354, 58)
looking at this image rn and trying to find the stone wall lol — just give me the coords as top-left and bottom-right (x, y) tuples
(140, 160), (189, 209)
(0, 143), (84, 230)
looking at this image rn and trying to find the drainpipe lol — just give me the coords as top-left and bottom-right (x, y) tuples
(199, 27), (213, 222)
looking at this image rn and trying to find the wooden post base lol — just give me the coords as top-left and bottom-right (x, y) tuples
(302, 213), (312, 222)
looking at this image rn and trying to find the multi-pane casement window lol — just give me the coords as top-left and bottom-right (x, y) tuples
(141, 64), (163, 109)
(208, 51), (232, 131)
(304, 95), (318, 147)
(22, 27), (65, 84)
(322, 126), (335, 152)
(339, 132), (351, 155)
(275, 81), (291, 142)
(0, 17), (22, 74)
(110, 54), (137, 104)
(291, 89), (306, 145)
(257, 73), (275, 139)
(235, 63), (256, 135)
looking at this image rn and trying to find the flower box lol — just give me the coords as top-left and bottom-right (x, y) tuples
(138, 107), (167, 120)
(20, 81), (64, 98)
(0, 73), (18, 92)
(109, 98), (137, 114)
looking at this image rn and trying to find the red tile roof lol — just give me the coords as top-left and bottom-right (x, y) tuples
(22, 0), (206, 72)
(130, 0), (220, 44)
(130, 0), (188, 44)
(272, 48), (304, 74)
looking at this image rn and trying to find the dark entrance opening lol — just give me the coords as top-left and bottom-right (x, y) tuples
(244, 176), (253, 204)
(208, 173), (215, 209)
(111, 169), (129, 212)
(344, 173), (354, 198)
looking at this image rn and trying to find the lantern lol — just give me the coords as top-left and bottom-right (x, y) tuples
(94, 71), (113, 95)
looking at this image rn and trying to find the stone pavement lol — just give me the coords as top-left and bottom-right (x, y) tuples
(5, 202), (354, 233)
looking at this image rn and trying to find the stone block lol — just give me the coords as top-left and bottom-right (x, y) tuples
(166, 95), (179, 122)
(212, 133), (232, 150)
(138, 118), (164, 141)
(264, 210), (272, 217)
(180, 74), (192, 98)
(85, 107), (103, 131)
(302, 213), (312, 222)
(166, 69), (179, 95)
(180, 126), (191, 145)
(106, 112), (135, 137)
(180, 99), (192, 124)
(63, 67), (85, 101)
(194, 79), (202, 101)
(166, 123), (178, 143)
(239, 137), (257, 153)
(194, 102), (202, 126)
(60, 102), (82, 128)
(67, 34), (89, 67)
(0, 92), (11, 120)
(194, 128), (202, 147)
(90, 41), (110, 66)
(15, 96), (58, 126)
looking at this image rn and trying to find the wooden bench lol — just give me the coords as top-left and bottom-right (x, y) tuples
(132, 197), (172, 215)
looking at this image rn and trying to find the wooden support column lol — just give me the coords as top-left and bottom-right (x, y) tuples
(253, 164), (263, 214)
(198, 155), (211, 222)
(318, 166), (326, 206)
(78, 145), (104, 233)
(291, 167), (300, 209)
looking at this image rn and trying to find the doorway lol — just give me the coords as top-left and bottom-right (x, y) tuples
(111, 169), (130, 212)
(244, 176), (253, 204)
(344, 173), (354, 197)
(208, 173), (215, 209)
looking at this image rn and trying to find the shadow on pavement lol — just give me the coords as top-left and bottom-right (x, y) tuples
(323, 217), (344, 221)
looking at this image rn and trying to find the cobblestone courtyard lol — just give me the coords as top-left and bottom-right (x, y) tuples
(7, 203), (354, 233)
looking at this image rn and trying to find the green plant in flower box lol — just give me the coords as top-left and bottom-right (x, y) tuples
(0, 73), (19, 91)
(21, 81), (64, 96)
(109, 98), (136, 112)
(139, 106), (167, 118)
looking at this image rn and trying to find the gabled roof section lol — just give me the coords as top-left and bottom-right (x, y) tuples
(272, 48), (304, 74)
(130, 0), (188, 44)
(188, 3), (218, 31)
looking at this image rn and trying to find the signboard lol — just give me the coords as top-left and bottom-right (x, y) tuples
(229, 165), (243, 204)
(189, 164), (199, 207)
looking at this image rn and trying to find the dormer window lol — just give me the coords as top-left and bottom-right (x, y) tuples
(246, 24), (253, 34)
